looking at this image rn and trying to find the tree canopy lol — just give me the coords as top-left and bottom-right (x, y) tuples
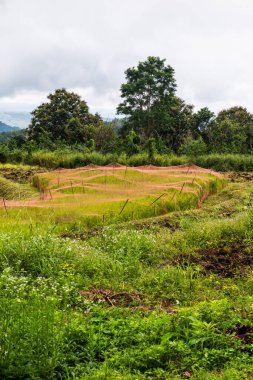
(117, 56), (177, 138)
(27, 88), (102, 146)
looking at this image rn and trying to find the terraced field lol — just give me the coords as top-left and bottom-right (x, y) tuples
(0, 164), (222, 227)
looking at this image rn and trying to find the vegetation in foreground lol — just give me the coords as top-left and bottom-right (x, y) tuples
(0, 171), (253, 378)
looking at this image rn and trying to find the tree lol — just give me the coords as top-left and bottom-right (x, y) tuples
(192, 107), (215, 143)
(216, 106), (253, 126)
(209, 118), (247, 153)
(161, 97), (194, 151)
(117, 56), (177, 138)
(215, 106), (253, 151)
(27, 88), (102, 146)
(94, 123), (118, 153)
(125, 129), (140, 156)
(179, 136), (207, 156)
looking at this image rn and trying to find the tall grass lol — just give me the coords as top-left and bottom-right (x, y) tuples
(0, 176), (34, 199)
(2, 147), (253, 171)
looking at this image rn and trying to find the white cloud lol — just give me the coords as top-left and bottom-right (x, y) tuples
(1, 0), (253, 116)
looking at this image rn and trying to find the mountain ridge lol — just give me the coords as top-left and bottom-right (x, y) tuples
(0, 121), (20, 132)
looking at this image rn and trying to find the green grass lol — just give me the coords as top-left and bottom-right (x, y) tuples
(3, 147), (253, 171)
(0, 168), (253, 378)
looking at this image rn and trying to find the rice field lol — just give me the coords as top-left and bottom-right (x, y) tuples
(0, 164), (224, 227)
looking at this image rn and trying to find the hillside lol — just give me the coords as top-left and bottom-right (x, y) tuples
(0, 121), (20, 132)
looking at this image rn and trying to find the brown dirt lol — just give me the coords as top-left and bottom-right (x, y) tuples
(0, 167), (46, 183)
(229, 325), (253, 344)
(175, 244), (253, 277)
(105, 162), (124, 168)
(228, 172), (253, 182)
(80, 288), (142, 307)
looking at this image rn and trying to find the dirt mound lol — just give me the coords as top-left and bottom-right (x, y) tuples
(0, 167), (45, 184)
(85, 164), (99, 169)
(175, 244), (253, 277)
(199, 245), (253, 277)
(105, 162), (124, 168)
(229, 325), (253, 344)
(80, 288), (142, 307)
(229, 172), (253, 182)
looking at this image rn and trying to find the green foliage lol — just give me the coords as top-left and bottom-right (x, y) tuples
(2, 145), (253, 172)
(209, 118), (247, 153)
(126, 129), (140, 156)
(179, 136), (207, 156)
(27, 88), (102, 147)
(147, 137), (157, 160)
(117, 56), (177, 137)
(0, 178), (253, 377)
(117, 57), (194, 152)
(192, 107), (215, 142)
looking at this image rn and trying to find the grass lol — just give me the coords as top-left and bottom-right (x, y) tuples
(0, 176), (34, 199)
(3, 148), (253, 171)
(0, 165), (253, 378)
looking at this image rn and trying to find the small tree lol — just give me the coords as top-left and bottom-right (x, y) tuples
(192, 107), (215, 143)
(215, 106), (253, 152)
(179, 136), (207, 156)
(147, 138), (157, 161)
(125, 129), (140, 156)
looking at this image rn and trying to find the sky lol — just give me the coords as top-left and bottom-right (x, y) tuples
(1, 0), (253, 120)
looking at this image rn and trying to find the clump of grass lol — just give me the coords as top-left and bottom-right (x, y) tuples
(0, 231), (79, 277)
(0, 176), (34, 199)
(0, 296), (64, 379)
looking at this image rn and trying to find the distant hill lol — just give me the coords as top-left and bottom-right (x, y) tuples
(0, 112), (31, 129)
(0, 121), (20, 132)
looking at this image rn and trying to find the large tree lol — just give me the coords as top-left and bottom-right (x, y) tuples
(117, 56), (177, 139)
(27, 88), (102, 146)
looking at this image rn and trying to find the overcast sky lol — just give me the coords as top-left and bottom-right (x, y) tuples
(1, 0), (253, 118)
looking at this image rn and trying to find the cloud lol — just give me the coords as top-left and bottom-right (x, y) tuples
(1, 0), (253, 115)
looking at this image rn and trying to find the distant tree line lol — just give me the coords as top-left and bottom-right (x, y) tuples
(2, 56), (253, 158)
